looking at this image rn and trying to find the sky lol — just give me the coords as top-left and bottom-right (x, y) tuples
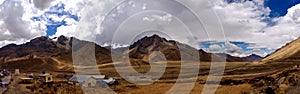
(265, 0), (300, 17)
(1, 0), (300, 57)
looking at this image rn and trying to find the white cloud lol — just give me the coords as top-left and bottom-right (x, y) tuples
(52, 25), (76, 38)
(48, 0), (300, 58)
(142, 14), (173, 25)
(0, 0), (300, 58)
(0, 39), (28, 47)
(0, 0), (45, 45)
(76, 0), (124, 42)
(211, 0), (269, 42)
(225, 41), (242, 54)
(50, 18), (78, 38)
(32, 0), (53, 10)
(0, 0), (86, 47)
(31, 0), (87, 38)
(251, 49), (268, 57)
(193, 0), (300, 56)
(260, 4), (300, 49)
(152, 14), (173, 22)
(208, 44), (223, 52)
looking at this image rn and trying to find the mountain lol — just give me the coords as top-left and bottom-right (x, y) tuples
(0, 34), (257, 72)
(0, 36), (69, 62)
(128, 34), (224, 61)
(0, 35), (112, 71)
(263, 37), (300, 62)
(244, 54), (263, 61)
(216, 53), (263, 62)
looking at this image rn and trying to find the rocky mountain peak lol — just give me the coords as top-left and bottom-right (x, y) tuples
(30, 36), (50, 43)
(57, 35), (69, 46)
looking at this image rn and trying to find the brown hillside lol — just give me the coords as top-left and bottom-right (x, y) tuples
(263, 37), (300, 62)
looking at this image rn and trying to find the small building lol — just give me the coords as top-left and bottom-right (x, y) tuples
(294, 65), (300, 69)
(82, 77), (104, 87)
(28, 73), (34, 78)
(39, 74), (53, 83)
(103, 78), (116, 84)
(1, 75), (11, 88)
(19, 78), (33, 84)
(2, 69), (9, 76)
(102, 77), (119, 86)
(68, 75), (105, 86)
(15, 69), (20, 75)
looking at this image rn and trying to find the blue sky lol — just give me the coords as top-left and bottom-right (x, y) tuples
(265, 0), (300, 17)
(199, 41), (274, 57)
(226, 0), (300, 17)
(32, 2), (79, 36)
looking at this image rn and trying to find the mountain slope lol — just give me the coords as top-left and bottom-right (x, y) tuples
(263, 37), (300, 62)
(128, 34), (224, 61)
(0, 34), (259, 72)
(0, 36), (69, 63)
(0, 36), (112, 71)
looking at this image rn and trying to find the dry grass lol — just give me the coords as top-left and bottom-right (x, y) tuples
(4, 61), (300, 94)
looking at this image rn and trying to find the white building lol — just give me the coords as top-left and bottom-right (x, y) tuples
(69, 75), (106, 87)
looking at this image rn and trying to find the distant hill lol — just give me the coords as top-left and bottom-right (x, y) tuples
(216, 53), (262, 62)
(128, 34), (226, 62)
(0, 36), (112, 71)
(263, 37), (300, 62)
(244, 54), (263, 61)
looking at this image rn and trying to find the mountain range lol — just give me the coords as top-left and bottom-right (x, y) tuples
(0, 36), (112, 71)
(0, 35), (263, 71)
(216, 53), (263, 62)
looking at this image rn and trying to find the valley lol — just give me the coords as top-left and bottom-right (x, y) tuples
(0, 35), (300, 94)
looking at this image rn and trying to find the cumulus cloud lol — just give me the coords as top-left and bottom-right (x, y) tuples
(50, 18), (78, 38)
(0, 0), (87, 47)
(209, 0), (300, 51)
(143, 14), (173, 23)
(31, 0), (87, 38)
(251, 49), (268, 57)
(260, 4), (300, 49)
(76, 0), (217, 49)
(1, 0), (300, 58)
(195, 0), (300, 56)
(211, 0), (269, 42)
(225, 41), (243, 55)
(208, 44), (223, 52)
(0, 0), (46, 45)
(32, 0), (53, 10)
